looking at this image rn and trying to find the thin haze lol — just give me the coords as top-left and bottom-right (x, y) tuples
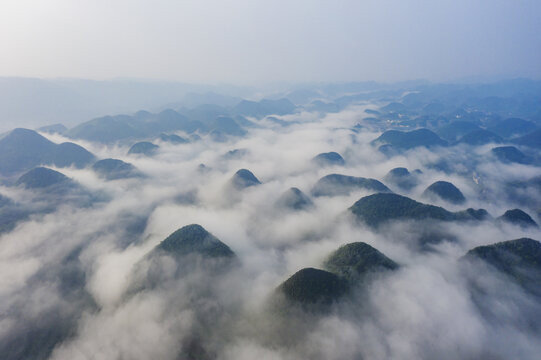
(0, 0), (540, 84)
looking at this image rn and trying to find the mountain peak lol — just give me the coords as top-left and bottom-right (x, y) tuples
(16, 167), (72, 189)
(277, 267), (348, 306)
(324, 242), (398, 281)
(156, 224), (235, 258)
(276, 187), (313, 210)
(423, 181), (466, 204)
(312, 174), (390, 197)
(128, 142), (159, 156)
(498, 209), (538, 228)
(312, 152), (345, 167)
(231, 169), (261, 189)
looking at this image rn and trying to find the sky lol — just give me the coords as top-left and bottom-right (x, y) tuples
(0, 0), (540, 84)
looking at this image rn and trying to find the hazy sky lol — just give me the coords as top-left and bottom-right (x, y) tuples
(0, 0), (540, 84)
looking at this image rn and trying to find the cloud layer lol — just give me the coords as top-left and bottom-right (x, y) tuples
(1, 102), (540, 360)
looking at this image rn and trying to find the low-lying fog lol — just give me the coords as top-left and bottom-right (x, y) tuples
(1, 102), (540, 360)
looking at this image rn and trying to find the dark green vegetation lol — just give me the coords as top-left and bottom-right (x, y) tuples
(491, 146), (531, 164)
(155, 224), (235, 259)
(312, 152), (345, 167)
(422, 181), (466, 204)
(275, 187), (313, 210)
(488, 118), (537, 139)
(324, 242), (398, 281)
(230, 169), (261, 190)
(276, 241), (398, 310)
(497, 209), (538, 228)
(311, 174), (391, 197)
(92, 158), (141, 180)
(277, 268), (348, 306)
(373, 129), (447, 150)
(383, 167), (418, 191)
(4, 79), (541, 360)
(16, 167), (72, 189)
(127, 141), (159, 156)
(0, 128), (95, 176)
(457, 130), (503, 145)
(126, 224), (239, 360)
(128, 224), (237, 312)
(464, 238), (541, 294)
(349, 193), (483, 227)
(455, 208), (491, 221)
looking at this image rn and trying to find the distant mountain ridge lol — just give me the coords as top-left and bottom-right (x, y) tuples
(373, 129), (447, 150)
(0, 128), (95, 177)
(65, 97), (297, 144)
(66, 110), (199, 143)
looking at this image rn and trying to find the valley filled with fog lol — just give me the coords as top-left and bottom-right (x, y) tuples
(1, 80), (541, 359)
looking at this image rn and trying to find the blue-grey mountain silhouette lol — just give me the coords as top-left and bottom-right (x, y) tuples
(497, 209), (538, 228)
(230, 169), (261, 189)
(312, 152), (345, 167)
(491, 146), (531, 164)
(0, 128), (95, 176)
(92, 158), (142, 180)
(128, 142), (159, 156)
(422, 181), (466, 204)
(276, 187), (313, 210)
(457, 130), (503, 146)
(373, 129), (447, 150)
